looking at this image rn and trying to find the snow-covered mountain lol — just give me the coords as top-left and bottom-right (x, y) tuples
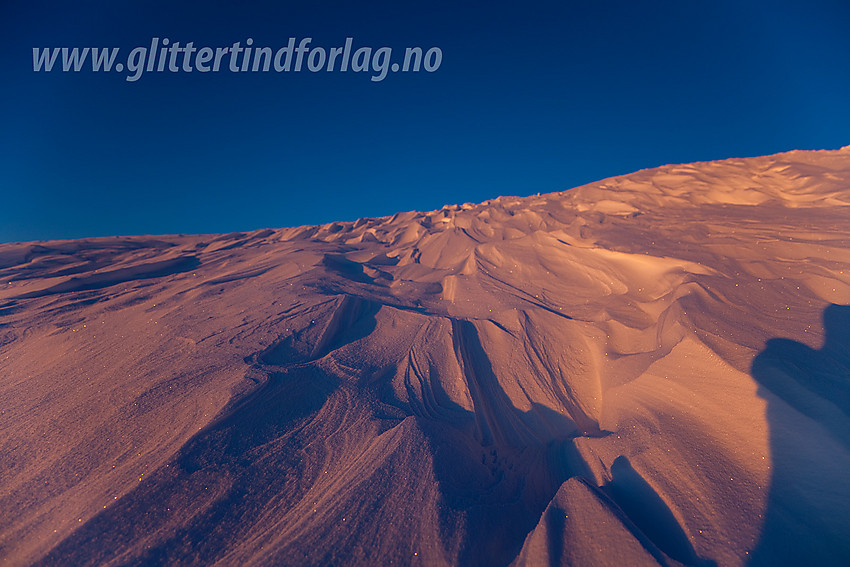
(2, 147), (850, 566)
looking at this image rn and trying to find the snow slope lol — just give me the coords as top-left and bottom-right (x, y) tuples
(1, 147), (850, 566)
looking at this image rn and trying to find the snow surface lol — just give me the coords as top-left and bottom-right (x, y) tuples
(1, 147), (850, 566)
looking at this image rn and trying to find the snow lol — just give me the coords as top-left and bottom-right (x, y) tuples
(1, 147), (850, 565)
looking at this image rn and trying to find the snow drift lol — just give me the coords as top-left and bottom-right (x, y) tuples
(1, 147), (850, 566)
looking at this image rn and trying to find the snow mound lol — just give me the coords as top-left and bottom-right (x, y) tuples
(2, 148), (850, 566)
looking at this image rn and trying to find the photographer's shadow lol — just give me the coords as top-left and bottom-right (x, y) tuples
(749, 304), (850, 565)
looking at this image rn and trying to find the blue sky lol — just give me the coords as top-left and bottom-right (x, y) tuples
(2, 0), (849, 242)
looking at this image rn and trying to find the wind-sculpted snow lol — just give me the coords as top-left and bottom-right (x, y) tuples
(1, 148), (850, 566)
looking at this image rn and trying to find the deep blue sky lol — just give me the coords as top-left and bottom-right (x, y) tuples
(2, 0), (849, 243)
